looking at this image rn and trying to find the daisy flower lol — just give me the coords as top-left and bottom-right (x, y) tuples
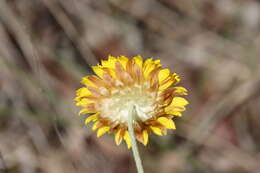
(75, 55), (188, 148)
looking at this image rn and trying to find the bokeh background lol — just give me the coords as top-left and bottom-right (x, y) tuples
(1, 0), (260, 173)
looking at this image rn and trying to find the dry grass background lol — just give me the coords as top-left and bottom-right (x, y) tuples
(1, 0), (260, 173)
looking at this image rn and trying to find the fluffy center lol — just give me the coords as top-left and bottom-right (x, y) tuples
(99, 84), (158, 124)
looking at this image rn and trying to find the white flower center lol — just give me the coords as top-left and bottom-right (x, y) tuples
(99, 84), (158, 124)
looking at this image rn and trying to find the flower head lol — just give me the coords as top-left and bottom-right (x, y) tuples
(75, 55), (188, 148)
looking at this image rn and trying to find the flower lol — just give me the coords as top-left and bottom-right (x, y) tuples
(75, 55), (188, 148)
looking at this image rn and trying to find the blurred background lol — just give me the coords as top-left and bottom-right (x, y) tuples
(1, 0), (260, 173)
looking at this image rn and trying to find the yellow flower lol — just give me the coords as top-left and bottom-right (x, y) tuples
(75, 55), (188, 148)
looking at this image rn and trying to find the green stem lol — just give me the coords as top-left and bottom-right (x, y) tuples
(127, 105), (144, 173)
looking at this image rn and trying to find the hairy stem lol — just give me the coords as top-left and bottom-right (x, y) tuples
(127, 106), (144, 173)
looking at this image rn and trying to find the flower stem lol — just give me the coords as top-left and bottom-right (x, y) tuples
(127, 105), (144, 173)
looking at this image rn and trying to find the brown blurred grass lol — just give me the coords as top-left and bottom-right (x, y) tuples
(0, 0), (260, 173)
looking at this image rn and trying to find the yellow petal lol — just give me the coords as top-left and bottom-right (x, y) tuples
(165, 106), (186, 113)
(159, 78), (174, 90)
(84, 113), (98, 124)
(143, 63), (156, 79)
(170, 97), (189, 107)
(174, 87), (188, 95)
(115, 129), (123, 145)
(154, 59), (161, 65)
(166, 111), (182, 116)
(74, 97), (81, 102)
(157, 117), (176, 129)
(173, 73), (180, 84)
(158, 69), (170, 83)
(92, 66), (104, 78)
(165, 97), (188, 116)
(150, 126), (163, 136)
(75, 88), (91, 101)
(108, 55), (116, 61)
(97, 126), (110, 137)
(101, 55), (117, 69)
(143, 58), (153, 68)
(92, 121), (99, 131)
(79, 108), (95, 115)
(159, 73), (180, 90)
(142, 130), (148, 146)
(124, 131), (132, 149)
(81, 77), (96, 87)
(76, 98), (94, 107)
(133, 56), (143, 68)
(142, 58), (162, 79)
(118, 56), (128, 69)
(76, 87), (91, 97)
(107, 68), (117, 78)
